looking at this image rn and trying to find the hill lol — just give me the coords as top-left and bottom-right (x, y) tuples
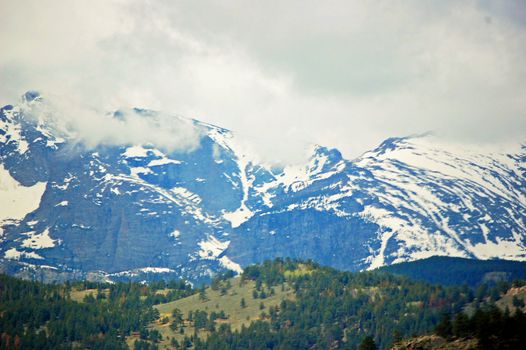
(391, 293), (526, 350)
(126, 259), (520, 349)
(2, 258), (526, 349)
(380, 256), (526, 287)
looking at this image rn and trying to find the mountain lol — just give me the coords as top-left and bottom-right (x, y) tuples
(228, 134), (526, 271)
(1, 92), (525, 283)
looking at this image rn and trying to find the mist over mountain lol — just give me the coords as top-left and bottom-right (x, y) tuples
(1, 92), (525, 283)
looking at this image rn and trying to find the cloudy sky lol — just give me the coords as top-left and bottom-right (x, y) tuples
(1, 0), (525, 163)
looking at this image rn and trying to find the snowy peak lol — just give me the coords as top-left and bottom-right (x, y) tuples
(369, 134), (426, 157)
(308, 145), (345, 175)
(21, 90), (42, 104)
(1, 93), (525, 283)
(358, 135), (526, 203)
(352, 134), (526, 266)
(227, 133), (526, 272)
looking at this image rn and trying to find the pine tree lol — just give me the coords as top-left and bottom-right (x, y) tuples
(199, 287), (207, 302)
(435, 313), (452, 338)
(358, 335), (377, 350)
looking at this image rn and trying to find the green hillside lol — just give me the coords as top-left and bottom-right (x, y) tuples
(2, 258), (525, 350)
(129, 259), (497, 349)
(138, 277), (295, 349)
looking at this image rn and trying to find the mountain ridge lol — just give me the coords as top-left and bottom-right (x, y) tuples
(1, 92), (525, 283)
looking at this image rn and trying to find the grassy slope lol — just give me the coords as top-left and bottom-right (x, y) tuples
(127, 277), (295, 349)
(69, 288), (109, 302)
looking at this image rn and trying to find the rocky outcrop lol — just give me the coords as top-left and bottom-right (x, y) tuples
(391, 335), (478, 350)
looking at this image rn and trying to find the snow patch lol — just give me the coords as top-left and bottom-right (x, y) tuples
(4, 248), (44, 260)
(469, 238), (526, 260)
(219, 256), (243, 274)
(4, 248), (22, 260)
(148, 158), (181, 167)
(137, 267), (176, 274)
(110, 267), (176, 277)
(198, 235), (229, 259)
(21, 228), (58, 249)
(0, 164), (46, 223)
(223, 206), (253, 229)
(123, 145), (154, 158)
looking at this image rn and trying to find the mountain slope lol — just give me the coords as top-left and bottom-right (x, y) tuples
(1, 92), (525, 282)
(0, 93), (246, 283)
(227, 136), (526, 271)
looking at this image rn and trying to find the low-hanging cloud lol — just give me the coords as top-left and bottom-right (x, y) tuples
(21, 94), (203, 153)
(1, 0), (525, 163)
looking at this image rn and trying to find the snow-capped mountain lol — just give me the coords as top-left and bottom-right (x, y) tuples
(227, 136), (526, 272)
(1, 92), (525, 283)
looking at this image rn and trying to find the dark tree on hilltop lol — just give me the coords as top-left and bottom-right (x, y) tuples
(359, 335), (377, 350)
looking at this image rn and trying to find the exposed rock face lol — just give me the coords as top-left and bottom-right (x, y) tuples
(0, 94), (244, 283)
(1, 92), (525, 283)
(391, 335), (478, 350)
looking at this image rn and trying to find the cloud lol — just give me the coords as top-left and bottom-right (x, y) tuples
(21, 94), (202, 152)
(1, 0), (525, 163)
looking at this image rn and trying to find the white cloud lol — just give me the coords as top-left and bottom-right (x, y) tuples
(21, 94), (202, 152)
(1, 0), (525, 163)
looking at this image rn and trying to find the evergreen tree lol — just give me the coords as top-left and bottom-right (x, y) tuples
(198, 287), (207, 302)
(452, 313), (470, 338)
(359, 335), (377, 350)
(435, 313), (452, 338)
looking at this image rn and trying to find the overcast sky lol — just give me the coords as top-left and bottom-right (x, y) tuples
(1, 0), (525, 163)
